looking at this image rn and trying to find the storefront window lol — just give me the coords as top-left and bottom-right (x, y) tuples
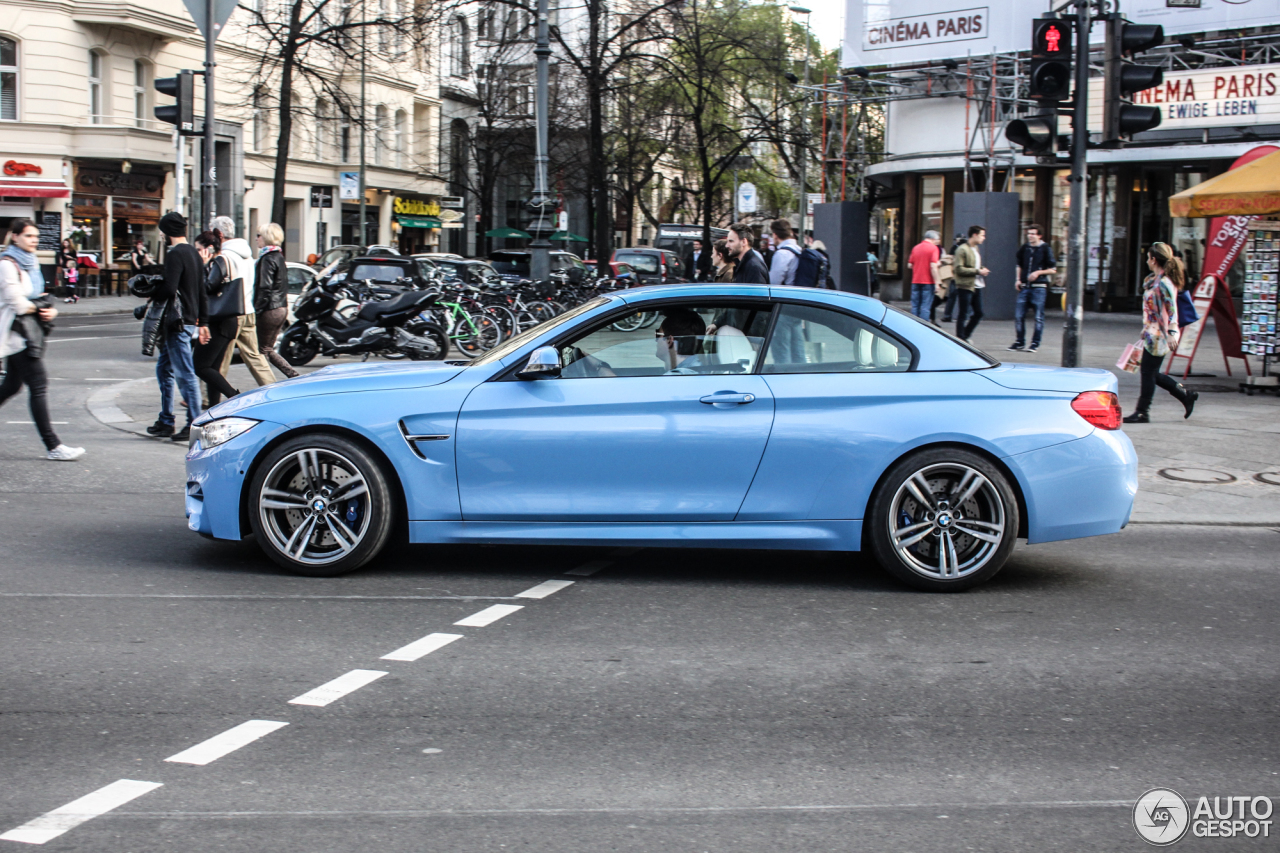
(70, 216), (102, 252)
(920, 175), (943, 237)
(1014, 172), (1036, 233)
(1051, 169), (1072, 291)
(874, 206), (900, 277)
(1086, 171), (1116, 294)
(1171, 172), (1208, 286)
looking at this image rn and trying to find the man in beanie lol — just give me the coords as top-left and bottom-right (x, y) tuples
(149, 211), (205, 441)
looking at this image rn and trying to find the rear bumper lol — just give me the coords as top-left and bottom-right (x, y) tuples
(1009, 429), (1138, 544)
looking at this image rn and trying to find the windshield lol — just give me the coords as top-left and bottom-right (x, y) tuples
(490, 254), (529, 276)
(614, 253), (660, 274)
(349, 263), (411, 283)
(468, 297), (612, 367)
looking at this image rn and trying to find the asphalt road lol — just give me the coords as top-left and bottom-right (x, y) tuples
(0, 314), (1276, 851)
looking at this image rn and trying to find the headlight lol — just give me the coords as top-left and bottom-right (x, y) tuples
(197, 417), (259, 449)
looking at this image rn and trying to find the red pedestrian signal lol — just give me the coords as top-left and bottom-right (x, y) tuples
(1045, 25), (1062, 53)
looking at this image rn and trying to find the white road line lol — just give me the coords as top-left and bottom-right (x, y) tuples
(164, 720), (289, 766)
(565, 560), (612, 577)
(288, 670), (387, 707)
(0, 593), (520, 601)
(454, 604), (524, 627)
(515, 580), (575, 599)
(381, 632), (463, 662)
(0, 779), (163, 845)
(46, 337), (135, 343)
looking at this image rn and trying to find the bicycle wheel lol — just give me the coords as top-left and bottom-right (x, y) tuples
(524, 300), (557, 324)
(455, 313), (503, 357)
(611, 312), (645, 332)
(483, 303), (518, 337)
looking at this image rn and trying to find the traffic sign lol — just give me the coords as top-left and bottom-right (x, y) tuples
(737, 182), (758, 214)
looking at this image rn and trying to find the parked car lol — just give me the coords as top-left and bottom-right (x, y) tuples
(313, 244), (400, 272)
(186, 283), (1138, 593)
(489, 250), (589, 282)
(284, 262), (317, 323)
(610, 248), (687, 285)
(342, 256), (431, 288)
(418, 255), (501, 285)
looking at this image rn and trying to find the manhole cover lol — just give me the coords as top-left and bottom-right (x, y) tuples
(1158, 468), (1237, 484)
(1255, 472), (1280, 487)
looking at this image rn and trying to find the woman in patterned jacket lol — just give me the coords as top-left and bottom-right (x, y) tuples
(1124, 241), (1198, 423)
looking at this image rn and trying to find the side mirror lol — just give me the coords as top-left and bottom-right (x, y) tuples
(516, 346), (562, 380)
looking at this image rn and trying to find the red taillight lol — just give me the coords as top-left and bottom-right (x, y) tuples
(1071, 391), (1122, 430)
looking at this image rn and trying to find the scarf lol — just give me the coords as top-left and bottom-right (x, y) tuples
(258, 245), (281, 258)
(0, 244), (46, 297)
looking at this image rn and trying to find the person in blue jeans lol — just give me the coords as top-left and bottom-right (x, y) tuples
(1009, 224), (1057, 353)
(907, 230), (942, 319)
(148, 212), (206, 441)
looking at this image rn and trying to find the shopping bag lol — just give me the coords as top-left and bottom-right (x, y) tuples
(1116, 342), (1142, 373)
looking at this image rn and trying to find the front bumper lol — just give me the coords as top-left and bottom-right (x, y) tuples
(1009, 428), (1138, 545)
(185, 420), (289, 540)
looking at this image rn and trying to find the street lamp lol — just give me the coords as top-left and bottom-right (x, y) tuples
(527, 0), (554, 283)
(789, 6), (812, 240)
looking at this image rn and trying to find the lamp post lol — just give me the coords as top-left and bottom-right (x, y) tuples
(527, 0), (554, 283)
(358, 0), (368, 248)
(789, 5), (812, 240)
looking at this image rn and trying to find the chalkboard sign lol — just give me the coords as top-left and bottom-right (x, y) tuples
(36, 212), (62, 252)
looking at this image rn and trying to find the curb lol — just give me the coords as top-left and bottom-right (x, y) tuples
(86, 378), (180, 442)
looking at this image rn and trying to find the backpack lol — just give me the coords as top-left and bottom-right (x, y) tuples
(791, 247), (829, 289)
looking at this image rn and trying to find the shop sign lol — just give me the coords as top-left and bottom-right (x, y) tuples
(339, 172), (360, 200)
(393, 197), (441, 217)
(1087, 64), (1280, 131)
(4, 160), (42, 176)
(440, 196), (464, 209)
(438, 209), (462, 223)
(74, 167), (164, 198)
(310, 185), (334, 208)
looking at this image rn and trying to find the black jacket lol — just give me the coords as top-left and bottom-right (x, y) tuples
(733, 249), (769, 284)
(157, 242), (205, 326)
(254, 251), (288, 313)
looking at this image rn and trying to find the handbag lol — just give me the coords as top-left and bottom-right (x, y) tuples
(1116, 341), (1142, 373)
(1177, 289), (1199, 327)
(205, 256), (244, 321)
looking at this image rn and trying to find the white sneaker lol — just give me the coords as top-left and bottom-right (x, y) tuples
(46, 445), (86, 461)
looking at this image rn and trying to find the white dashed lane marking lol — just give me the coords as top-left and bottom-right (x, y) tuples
(164, 720), (289, 766)
(381, 632), (463, 662)
(0, 779), (163, 845)
(515, 580), (575, 599)
(565, 560), (611, 577)
(288, 670), (388, 707)
(453, 604), (524, 627)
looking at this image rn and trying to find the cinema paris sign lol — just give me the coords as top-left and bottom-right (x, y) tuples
(843, 0), (1276, 67)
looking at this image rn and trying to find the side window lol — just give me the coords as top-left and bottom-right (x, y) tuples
(557, 303), (772, 378)
(763, 303), (910, 373)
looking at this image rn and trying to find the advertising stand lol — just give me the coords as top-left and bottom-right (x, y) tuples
(1240, 221), (1280, 395)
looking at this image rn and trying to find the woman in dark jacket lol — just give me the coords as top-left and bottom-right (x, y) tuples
(253, 222), (298, 378)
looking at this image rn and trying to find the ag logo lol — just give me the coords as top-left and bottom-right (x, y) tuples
(1134, 788), (1190, 845)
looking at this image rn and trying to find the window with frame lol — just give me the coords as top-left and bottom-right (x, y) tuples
(556, 302), (772, 379)
(133, 60), (147, 127)
(88, 50), (104, 124)
(449, 17), (469, 77)
(252, 87), (267, 151)
(373, 105), (388, 166)
(762, 302), (911, 373)
(0, 37), (17, 121)
(394, 109), (406, 169)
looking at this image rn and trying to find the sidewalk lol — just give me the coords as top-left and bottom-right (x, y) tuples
(56, 294), (147, 316)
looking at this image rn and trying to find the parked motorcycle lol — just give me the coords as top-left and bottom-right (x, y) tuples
(277, 279), (449, 366)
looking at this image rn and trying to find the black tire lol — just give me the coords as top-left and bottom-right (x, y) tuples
(248, 434), (395, 577)
(866, 447), (1019, 592)
(279, 328), (319, 366)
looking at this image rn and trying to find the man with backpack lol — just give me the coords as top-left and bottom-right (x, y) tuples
(801, 231), (833, 289)
(768, 219), (807, 361)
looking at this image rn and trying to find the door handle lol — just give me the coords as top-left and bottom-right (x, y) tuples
(699, 392), (756, 406)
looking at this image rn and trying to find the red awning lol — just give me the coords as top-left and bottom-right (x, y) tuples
(0, 180), (71, 198)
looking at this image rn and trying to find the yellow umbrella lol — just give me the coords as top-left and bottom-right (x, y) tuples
(1169, 149), (1280, 218)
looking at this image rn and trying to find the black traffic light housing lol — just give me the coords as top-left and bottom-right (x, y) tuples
(1103, 16), (1164, 143)
(155, 70), (198, 135)
(1029, 16), (1073, 102)
(1006, 114), (1061, 160)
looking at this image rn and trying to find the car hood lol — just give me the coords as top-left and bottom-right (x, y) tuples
(205, 361), (466, 418)
(978, 363), (1118, 394)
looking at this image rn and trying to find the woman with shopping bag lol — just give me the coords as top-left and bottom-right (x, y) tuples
(1123, 242), (1198, 423)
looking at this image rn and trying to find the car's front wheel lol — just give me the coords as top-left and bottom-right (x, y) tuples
(867, 448), (1018, 592)
(248, 434), (395, 577)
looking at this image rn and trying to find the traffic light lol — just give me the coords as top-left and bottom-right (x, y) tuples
(1103, 16), (1164, 143)
(1006, 114), (1059, 158)
(1029, 16), (1073, 102)
(154, 71), (197, 135)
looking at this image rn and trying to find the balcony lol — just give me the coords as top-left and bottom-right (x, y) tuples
(72, 0), (197, 41)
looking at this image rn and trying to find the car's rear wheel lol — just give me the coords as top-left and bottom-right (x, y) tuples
(248, 435), (394, 577)
(867, 448), (1018, 592)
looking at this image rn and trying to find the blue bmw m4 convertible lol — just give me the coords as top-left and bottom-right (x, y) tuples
(185, 285), (1137, 591)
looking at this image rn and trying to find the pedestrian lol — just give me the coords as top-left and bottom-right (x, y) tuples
(254, 222), (299, 379)
(61, 256), (79, 303)
(727, 223), (768, 284)
(147, 211), (204, 442)
(130, 236), (154, 272)
(768, 219), (806, 362)
(0, 218), (85, 460)
(55, 238), (75, 297)
(1124, 242), (1198, 423)
(712, 239), (735, 282)
(906, 230), (942, 319)
(1008, 224), (1057, 353)
(941, 233), (964, 323)
(684, 239), (704, 282)
(209, 216), (275, 393)
(952, 225), (989, 341)
(191, 231), (242, 408)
